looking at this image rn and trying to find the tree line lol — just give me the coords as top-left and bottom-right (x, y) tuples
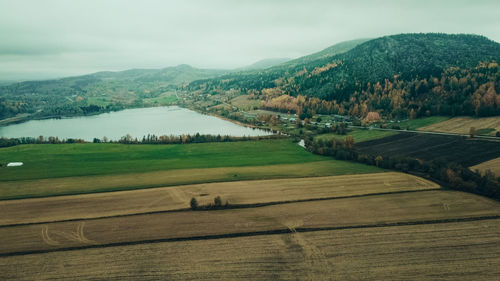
(0, 133), (285, 148)
(306, 136), (500, 200)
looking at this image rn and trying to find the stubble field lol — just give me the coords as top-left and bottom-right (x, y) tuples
(1, 189), (499, 256)
(2, 219), (499, 280)
(2, 139), (500, 280)
(419, 116), (500, 135)
(0, 172), (437, 225)
(470, 157), (500, 175)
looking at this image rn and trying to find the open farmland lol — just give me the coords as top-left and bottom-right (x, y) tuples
(1, 148), (500, 280)
(1, 189), (500, 256)
(470, 157), (500, 175)
(0, 139), (381, 199)
(2, 219), (500, 281)
(1, 188), (500, 280)
(0, 160), (380, 200)
(419, 116), (500, 135)
(394, 116), (450, 130)
(0, 140), (328, 181)
(0, 172), (438, 225)
(315, 128), (398, 143)
(357, 133), (500, 167)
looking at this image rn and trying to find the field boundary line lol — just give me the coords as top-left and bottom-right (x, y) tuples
(0, 160), (370, 201)
(0, 189), (437, 228)
(2, 215), (500, 257)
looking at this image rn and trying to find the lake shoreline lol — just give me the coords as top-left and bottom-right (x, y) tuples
(0, 106), (272, 141)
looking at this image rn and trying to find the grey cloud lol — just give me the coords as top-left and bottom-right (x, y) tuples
(0, 0), (499, 80)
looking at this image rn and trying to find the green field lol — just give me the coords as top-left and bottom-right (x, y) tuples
(86, 96), (111, 106)
(0, 139), (379, 182)
(315, 128), (397, 143)
(143, 93), (178, 106)
(395, 116), (449, 130)
(0, 139), (381, 199)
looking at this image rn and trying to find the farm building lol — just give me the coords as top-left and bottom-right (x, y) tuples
(7, 162), (23, 167)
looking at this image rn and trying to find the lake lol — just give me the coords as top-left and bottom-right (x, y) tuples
(0, 106), (272, 141)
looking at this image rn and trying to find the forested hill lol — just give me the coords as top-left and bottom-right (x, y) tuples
(187, 33), (500, 118)
(0, 65), (226, 120)
(2, 33), (500, 121)
(305, 33), (500, 97)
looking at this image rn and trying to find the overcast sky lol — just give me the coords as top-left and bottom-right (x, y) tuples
(0, 0), (499, 81)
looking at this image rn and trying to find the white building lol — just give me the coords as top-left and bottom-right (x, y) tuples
(7, 162), (23, 167)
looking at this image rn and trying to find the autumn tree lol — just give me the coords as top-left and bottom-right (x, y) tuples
(469, 127), (477, 138)
(343, 135), (355, 150)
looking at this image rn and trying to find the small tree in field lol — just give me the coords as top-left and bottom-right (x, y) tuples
(469, 127), (477, 138)
(214, 196), (222, 208)
(190, 197), (198, 210)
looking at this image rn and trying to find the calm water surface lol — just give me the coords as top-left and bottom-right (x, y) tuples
(0, 106), (271, 141)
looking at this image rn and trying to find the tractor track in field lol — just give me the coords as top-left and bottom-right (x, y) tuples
(3, 215), (500, 257)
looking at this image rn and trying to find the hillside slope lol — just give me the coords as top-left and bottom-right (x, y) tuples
(187, 33), (500, 118)
(0, 65), (226, 120)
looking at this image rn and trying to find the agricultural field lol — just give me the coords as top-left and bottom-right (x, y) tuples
(357, 133), (500, 167)
(2, 219), (500, 280)
(394, 116), (450, 130)
(0, 172), (437, 225)
(0, 139), (342, 181)
(1, 139), (500, 280)
(315, 128), (398, 143)
(142, 92), (178, 106)
(2, 189), (500, 255)
(470, 157), (500, 176)
(419, 116), (500, 135)
(1, 129), (500, 280)
(0, 161), (382, 200)
(2, 185), (500, 280)
(230, 95), (260, 111)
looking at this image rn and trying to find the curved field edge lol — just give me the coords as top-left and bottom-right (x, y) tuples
(470, 157), (500, 175)
(0, 172), (437, 225)
(0, 160), (381, 200)
(0, 140), (326, 181)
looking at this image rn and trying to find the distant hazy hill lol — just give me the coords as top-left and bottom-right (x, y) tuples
(187, 38), (369, 91)
(0, 65), (226, 119)
(88, 64), (227, 84)
(233, 40), (368, 72)
(241, 58), (292, 70)
(284, 38), (371, 67)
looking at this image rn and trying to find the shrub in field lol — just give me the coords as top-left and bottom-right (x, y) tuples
(190, 197), (198, 210)
(214, 196), (222, 207)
